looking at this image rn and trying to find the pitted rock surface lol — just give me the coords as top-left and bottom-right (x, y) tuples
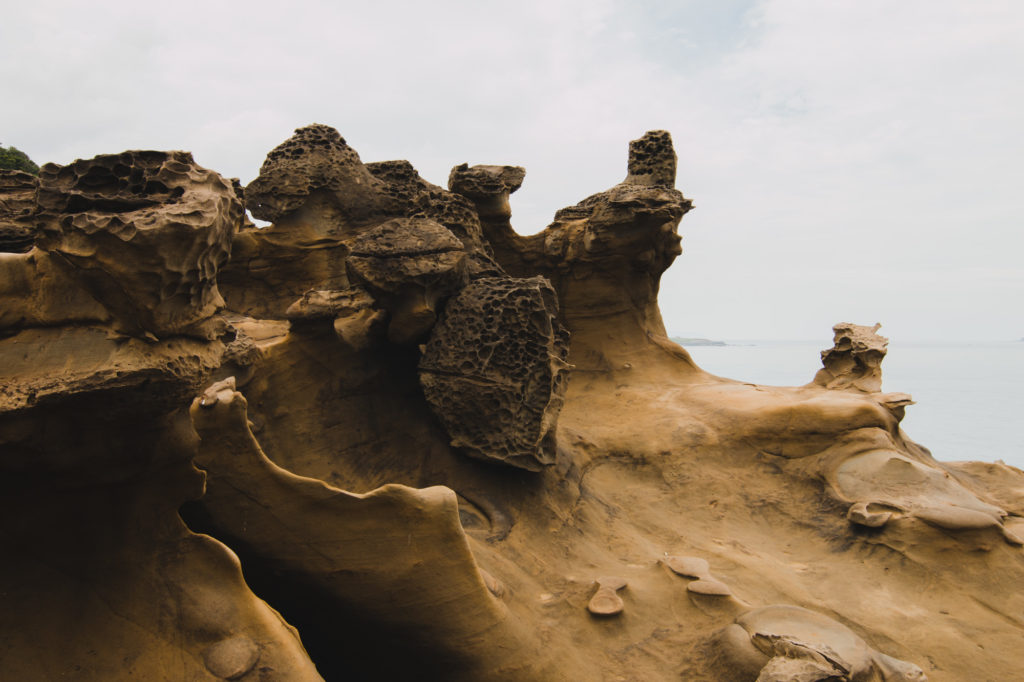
(469, 131), (693, 351)
(624, 130), (677, 187)
(244, 123), (390, 228)
(34, 150), (241, 338)
(220, 125), (502, 319)
(419, 276), (570, 470)
(367, 160), (501, 278)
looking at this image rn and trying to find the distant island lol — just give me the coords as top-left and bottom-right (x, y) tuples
(671, 336), (726, 346)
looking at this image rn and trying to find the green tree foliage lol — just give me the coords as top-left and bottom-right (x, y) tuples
(0, 144), (40, 175)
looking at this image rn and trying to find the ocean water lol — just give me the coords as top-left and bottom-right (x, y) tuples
(684, 340), (1024, 469)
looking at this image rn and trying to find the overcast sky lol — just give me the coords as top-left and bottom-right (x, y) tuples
(4, 0), (1022, 342)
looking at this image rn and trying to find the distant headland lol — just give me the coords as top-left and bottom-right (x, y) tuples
(671, 336), (726, 346)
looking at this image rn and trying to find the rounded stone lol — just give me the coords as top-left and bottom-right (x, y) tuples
(202, 634), (260, 680)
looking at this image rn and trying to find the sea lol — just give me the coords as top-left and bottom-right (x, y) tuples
(683, 340), (1024, 470)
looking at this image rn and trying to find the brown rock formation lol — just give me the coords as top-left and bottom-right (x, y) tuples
(0, 169), (39, 252)
(813, 322), (889, 392)
(450, 129), (692, 372)
(419, 276), (570, 470)
(34, 150), (241, 339)
(346, 217), (467, 343)
(3, 126), (1023, 682)
(0, 144), (324, 680)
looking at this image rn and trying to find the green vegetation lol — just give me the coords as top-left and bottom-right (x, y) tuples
(0, 144), (40, 175)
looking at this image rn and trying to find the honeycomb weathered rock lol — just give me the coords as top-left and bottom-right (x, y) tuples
(623, 129), (677, 187)
(419, 276), (570, 470)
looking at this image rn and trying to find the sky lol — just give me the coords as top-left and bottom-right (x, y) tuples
(3, 0), (1022, 342)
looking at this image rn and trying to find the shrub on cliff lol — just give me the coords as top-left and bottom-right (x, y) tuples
(0, 145), (40, 175)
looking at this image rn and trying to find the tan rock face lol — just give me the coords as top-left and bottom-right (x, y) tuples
(4, 126), (1023, 682)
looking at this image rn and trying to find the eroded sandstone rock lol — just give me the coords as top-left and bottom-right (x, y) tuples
(0, 169), (39, 252)
(5, 127), (1022, 682)
(623, 129), (677, 187)
(451, 130), (693, 372)
(244, 123), (390, 229)
(220, 125), (500, 321)
(724, 605), (926, 682)
(448, 164), (525, 221)
(813, 322), (889, 392)
(189, 377), (541, 679)
(587, 576), (627, 616)
(419, 276), (570, 470)
(34, 150), (241, 338)
(346, 217), (467, 343)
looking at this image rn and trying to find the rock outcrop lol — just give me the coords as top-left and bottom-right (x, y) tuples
(0, 152), (317, 679)
(2, 126), (1022, 682)
(813, 322), (889, 392)
(31, 150), (241, 339)
(0, 170), (38, 252)
(419, 276), (570, 470)
(450, 130), (693, 373)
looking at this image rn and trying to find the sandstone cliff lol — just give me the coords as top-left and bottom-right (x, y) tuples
(1, 127), (1021, 681)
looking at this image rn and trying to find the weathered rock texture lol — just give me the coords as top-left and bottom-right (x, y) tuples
(451, 129), (693, 373)
(0, 169), (39, 252)
(2, 126), (1022, 682)
(813, 322), (889, 392)
(33, 150), (241, 338)
(419, 276), (570, 470)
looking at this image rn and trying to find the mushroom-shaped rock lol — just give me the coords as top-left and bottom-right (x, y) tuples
(34, 150), (241, 338)
(724, 605), (926, 682)
(419, 276), (571, 470)
(587, 576), (627, 616)
(367, 159), (502, 279)
(665, 555), (712, 579)
(221, 126), (505, 320)
(447, 163), (528, 278)
(448, 164), (526, 221)
(346, 217), (468, 343)
(244, 123), (391, 230)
